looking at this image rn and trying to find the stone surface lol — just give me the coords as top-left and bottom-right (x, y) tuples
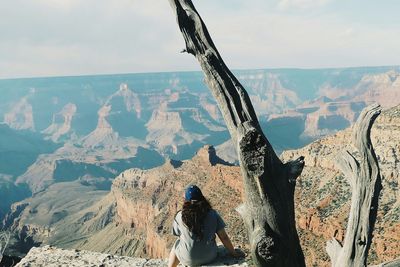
(16, 245), (248, 267)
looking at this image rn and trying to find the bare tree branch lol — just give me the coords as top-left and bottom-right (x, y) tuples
(326, 103), (382, 267)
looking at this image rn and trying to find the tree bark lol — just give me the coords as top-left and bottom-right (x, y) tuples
(326, 103), (382, 267)
(167, 1), (305, 266)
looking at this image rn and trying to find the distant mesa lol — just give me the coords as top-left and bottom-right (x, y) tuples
(1, 68), (399, 160)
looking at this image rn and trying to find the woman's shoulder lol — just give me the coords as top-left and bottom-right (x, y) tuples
(208, 209), (222, 218)
(209, 209), (217, 214)
(173, 210), (182, 221)
(211, 208), (221, 214)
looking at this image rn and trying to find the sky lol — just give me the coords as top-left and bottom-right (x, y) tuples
(1, 0), (400, 79)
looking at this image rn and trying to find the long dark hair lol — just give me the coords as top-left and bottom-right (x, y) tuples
(181, 195), (212, 240)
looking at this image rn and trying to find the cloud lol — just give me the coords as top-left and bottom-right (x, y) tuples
(0, 0), (399, 79)
(193, 9), (400, 70)
(277, 0), (331, 10)
(0, 0), (192, 78)
(36, 0), (81, 10)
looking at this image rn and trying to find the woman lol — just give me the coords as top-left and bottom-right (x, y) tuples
(168, 185), (241, 267)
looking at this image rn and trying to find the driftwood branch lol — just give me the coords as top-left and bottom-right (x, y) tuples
(168, 1), (305, 266)
(326, 103), (382, 267)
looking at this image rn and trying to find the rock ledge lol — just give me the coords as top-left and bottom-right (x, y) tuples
(16, 246), (248, 267)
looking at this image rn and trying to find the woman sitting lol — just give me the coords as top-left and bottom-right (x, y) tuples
(168, 185), (241, 267)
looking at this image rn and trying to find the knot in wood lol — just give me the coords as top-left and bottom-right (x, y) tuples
(358, 238), (366, 246)
(239, 129), (267, 175)
(285, 156), (305, 182)
(256, 235), (275, 263)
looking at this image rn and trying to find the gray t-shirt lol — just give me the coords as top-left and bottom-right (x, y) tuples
(172, 209), (226, 266)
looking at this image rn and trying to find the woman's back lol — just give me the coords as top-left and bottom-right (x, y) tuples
(173, 209), (226, 266)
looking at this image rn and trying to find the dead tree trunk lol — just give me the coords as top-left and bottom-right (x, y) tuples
(168, 1), (305, 266)
(326, 103), (382, 267)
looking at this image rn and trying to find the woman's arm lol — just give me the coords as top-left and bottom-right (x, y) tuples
(216, 229), (241, 257)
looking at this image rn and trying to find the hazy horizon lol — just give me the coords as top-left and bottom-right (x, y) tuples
(1, 64), (400, 81)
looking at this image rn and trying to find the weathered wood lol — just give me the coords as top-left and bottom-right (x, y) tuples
(326, 103), (382, 267)
(168, 1), (305, 266)
(371, 258), (400, 267)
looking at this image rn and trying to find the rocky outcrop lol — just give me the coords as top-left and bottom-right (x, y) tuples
(145, 109), (185, 154)
(215, 140), (238, 165)
(353, 71), (400, 108)
(81, 105), (115, 147)
(317, 70), (400, 108)
(42, 103), (77, 142)
(16, 246), (165, 267)
(282, 104), (400, 266)
(15, 245), (248, 266)
(145, 103), (227, 158)
(4, 97), (35, 131)
(114, 83), (142, 118)
(200, 96), (222, 122)
(301, 101), (365, 139)
(238, 72), (302, 115)
(94, 83), (145, 140)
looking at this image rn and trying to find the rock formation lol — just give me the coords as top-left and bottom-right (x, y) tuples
(1, 68), (399, 158)
(4, 97), (35, 131)
(42, 103), (77, 142)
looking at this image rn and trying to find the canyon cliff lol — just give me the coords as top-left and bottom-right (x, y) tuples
(282, 105), (400, 266)
(1, 68), (400, 265)
(5, 146), (247, 260)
